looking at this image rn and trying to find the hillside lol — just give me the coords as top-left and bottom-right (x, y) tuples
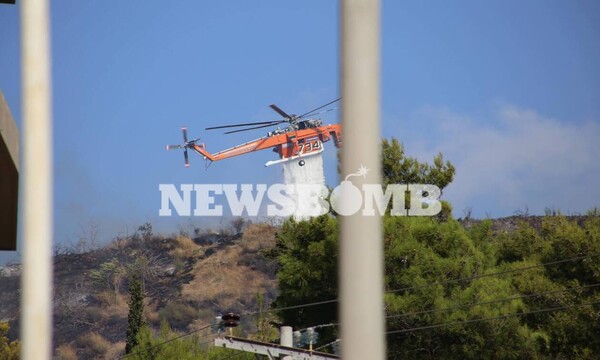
(0, 222), (279, 359)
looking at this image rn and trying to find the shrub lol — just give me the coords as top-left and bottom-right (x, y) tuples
(240, 223), (276, 253)
(0, 322), (19, 360)
(76, 332), (111, 359)
(158, 302), (198, 331)
(54, 343), (78, 360)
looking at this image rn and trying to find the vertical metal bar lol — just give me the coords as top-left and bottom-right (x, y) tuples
(339, 0), (385, 359)
(20, 0), (53, 358)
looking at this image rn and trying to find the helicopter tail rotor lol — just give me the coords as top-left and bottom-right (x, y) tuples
(167, 126), (200, 167)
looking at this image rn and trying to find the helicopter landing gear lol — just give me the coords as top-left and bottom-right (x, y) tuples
(299, 159), (305, 166)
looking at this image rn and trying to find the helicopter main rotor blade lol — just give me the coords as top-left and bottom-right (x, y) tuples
(184, 149), (189, 167)
(298, 97), (341, 119)
(205, 120), (284, 130)
(224, 123), (283, 134)
(269, 104), (293, 120)
(166, 145), (183, 150)
(298, 107), (338, 119)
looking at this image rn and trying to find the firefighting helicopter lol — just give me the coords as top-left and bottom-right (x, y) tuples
(166, 98), (342, 167)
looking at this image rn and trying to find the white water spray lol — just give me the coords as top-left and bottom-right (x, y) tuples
(282, 154), (326, 220)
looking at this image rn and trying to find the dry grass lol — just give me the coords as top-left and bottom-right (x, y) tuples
(91, 293), (128, 320)
(181, 242), (276, 310)
(80, 306), (105, 323)
(94, 289), (120, 307)
(144, 300), (160, 325)
(55, 343), (78, 360)
(177, 235), (199, 252)
(240, 223), (277, 253)
(158, 302), (198, 330)
(170, 235), (200, 261)
(76, 332), (111, 359)
(103, 341), (125, 360)
(187, 309), (214, 331)
(106, 236), (131, 251)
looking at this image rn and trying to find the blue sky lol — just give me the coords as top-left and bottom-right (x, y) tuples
(1, 1), (599, 260)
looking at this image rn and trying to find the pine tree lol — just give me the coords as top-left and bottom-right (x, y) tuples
(125, 274), (144, 354)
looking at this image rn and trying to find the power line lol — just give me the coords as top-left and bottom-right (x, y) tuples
(295, 323), (338, 332)
(244, 253), (598, 317)
(387, 282), (600, 320)
(295, 282), (600, 333)
(386, 253), (599, 295)
(122, 253), (599, 357)
(386, 300), (600, 335)
(120, 324), (212, 359)
(315, 339), (340, 352)
(269, 323), (337, 345)
(286, 289), (600, 354)
(242, 298), (337, 316)
(129, 284), (598, 358)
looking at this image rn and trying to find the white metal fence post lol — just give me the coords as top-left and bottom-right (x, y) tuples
(20, 0), (54, 358)
(339, 0), (385, 359)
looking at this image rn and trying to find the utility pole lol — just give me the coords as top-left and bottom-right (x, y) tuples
(339, 0), (385, 360)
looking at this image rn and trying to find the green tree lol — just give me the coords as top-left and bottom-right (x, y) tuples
(0, 322), (19, 360)
(382, 137), (455, 191)
(270, 216), (339, 333)
(272, 139), (456, 324)
(382, 138), (455, 221)
(495, 220), (550, 263)
(382, 216), (545, 359)
(128, 322), (200, 360)
(126, 274), (145, 354)
(271, 141), (600, 358)
(272, 214), (600, 358)
(127, 322), (256, 360)
(253, 293), (278, 342)
(529, 216), (600, 358)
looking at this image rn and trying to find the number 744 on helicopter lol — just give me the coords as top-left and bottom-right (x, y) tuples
(166, 98), (342, 168)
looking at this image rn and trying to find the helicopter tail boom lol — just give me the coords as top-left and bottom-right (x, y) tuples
(189, 143), (215, 161)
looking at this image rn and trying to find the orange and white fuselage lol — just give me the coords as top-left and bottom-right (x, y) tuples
(190, 124), (341, 167)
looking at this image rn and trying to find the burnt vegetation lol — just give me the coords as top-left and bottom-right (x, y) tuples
(0, 220), (279, 359)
